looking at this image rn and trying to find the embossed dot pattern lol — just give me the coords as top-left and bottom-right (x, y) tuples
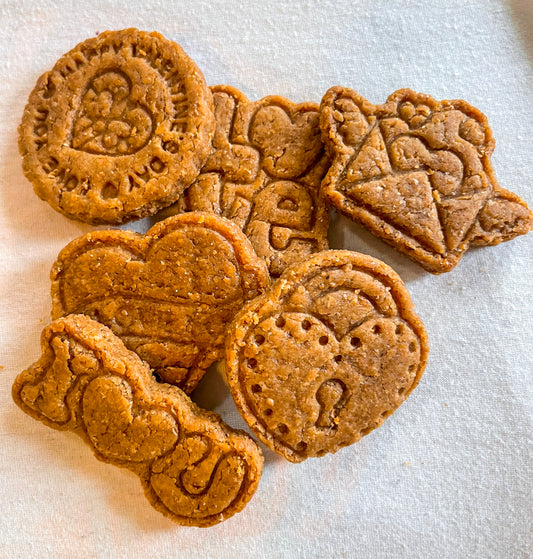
(226, 250), (429, 462)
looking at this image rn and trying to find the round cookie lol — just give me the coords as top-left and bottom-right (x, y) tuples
(170, 85), (330, 277)
(226, 250), (429, 462)
(19, 29), (214, 224)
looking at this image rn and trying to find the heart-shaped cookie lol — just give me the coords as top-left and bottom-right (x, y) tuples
(51, 213), (269, 392)
(12, 315), (264, 527)
(226, 250), (428, 462)
(173, 85), (330, 277)
(320, 87), (532, 273)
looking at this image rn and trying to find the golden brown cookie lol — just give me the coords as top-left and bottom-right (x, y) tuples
(172, 85), (330, 277)
(226, 250), (428, 463)
(320, 87), (533, 273)
(19, 29), (214, 224)
(12, 315), (263, 527)
(51, 212), (269, 392)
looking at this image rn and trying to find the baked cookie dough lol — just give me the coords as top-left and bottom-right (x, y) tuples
(172, 85), (330, 277)
(320, 86), (533, 273)
(51, 212), (269, 392)
(19, 29), (214, 224)
(12, 315), (263, 527)
(226, 250), (428, 462)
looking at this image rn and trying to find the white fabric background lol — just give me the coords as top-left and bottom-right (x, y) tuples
(0, 1), (531, 557)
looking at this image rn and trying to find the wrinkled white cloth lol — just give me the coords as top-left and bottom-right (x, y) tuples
(0, 1), (531, 558)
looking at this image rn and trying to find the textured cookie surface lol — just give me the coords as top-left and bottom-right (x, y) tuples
(173, 85), (330, 277)
(320, 87), (533, 273)
(12, 315), (263, 527)
(19, 29), (214, 224)
(226, 250), (428, 462)
(51, 213), (269, 392)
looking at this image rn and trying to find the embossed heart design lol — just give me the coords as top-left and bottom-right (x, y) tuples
(321, 87), (533, 272)
(72, 70), (154, 155)
(227, 251), (429, 462)
(51, 214), (269, 391)
(83, 375), (178, 462)
(250, 104), (323, 179)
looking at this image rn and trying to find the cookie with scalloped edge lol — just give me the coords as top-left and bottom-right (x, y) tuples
(320, 86), (532, 273)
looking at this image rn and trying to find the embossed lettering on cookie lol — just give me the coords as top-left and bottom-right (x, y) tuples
(12, 315), (263, 527)
(18, 29), (215, 224)
(171, 85), (330, 278)
(226, 250), (429, 463)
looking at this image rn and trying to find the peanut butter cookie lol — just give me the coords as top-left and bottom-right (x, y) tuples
(226, 250), (428, 462)
(19, 29), (214, 224)
(320, 87), (533, 273)
(51, 213), (269, 392)
(12, 315), (263, 527)
(173, 85), (330, 277)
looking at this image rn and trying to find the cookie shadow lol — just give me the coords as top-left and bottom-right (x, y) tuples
(328, 210), (427, 283)
(192, 363), (287, 467)
(6, 386), (281, 535)
(6, 350), (281, 533)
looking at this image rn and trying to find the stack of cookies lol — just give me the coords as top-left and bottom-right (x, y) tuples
(13, 29), (533, 527)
